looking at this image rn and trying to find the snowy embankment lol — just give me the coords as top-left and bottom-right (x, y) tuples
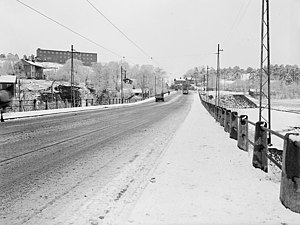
(116, 93), (300, 225)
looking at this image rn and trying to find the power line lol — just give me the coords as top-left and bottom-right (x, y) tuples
(223, 0), (252, 45)
(16, 0), (122, 58)
(86, 0), (162, 67)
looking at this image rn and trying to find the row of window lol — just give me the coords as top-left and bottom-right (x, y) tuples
(49, 55), (94, 59)
(37, 50), (96, 58)
(41, 56), (94, 65)
(38, 51), (96, 56)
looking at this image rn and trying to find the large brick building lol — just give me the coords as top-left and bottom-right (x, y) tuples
(36, 48), (97, 66)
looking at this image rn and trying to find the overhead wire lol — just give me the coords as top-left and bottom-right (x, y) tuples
(86, 0), (163, 68)
(223, 0), (252, 45)
(16, 0), (123, 59)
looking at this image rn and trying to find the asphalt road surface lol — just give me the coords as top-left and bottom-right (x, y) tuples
(0, 92), (194, 225)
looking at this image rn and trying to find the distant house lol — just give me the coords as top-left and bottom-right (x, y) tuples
(21, 59), (45, 79)
(0, 75), (17, 97)
(240, 73), (251, 80)
(132, 88), (143, 96)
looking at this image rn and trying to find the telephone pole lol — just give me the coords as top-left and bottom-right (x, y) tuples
(206, 66), (209, 100)
(259, 0), (271, 144)
(71, 45), (74, 107)
(154, 75), (157, 95)
(120, 57), (125, 100)
(120, 66), (124, 99)
(215, 44), (223, 107)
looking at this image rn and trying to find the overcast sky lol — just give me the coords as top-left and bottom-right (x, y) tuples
(1, 0), (300, 77)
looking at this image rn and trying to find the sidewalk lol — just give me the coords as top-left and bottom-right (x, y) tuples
(2, 97), (155, 121)
(122, 94), (300, 225)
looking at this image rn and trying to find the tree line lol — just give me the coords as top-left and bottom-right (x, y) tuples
(184, 65), (300, 85)
(183, 64), (300, 98)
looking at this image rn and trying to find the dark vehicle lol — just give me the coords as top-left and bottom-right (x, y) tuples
(183, 88), (189, 94)
(0, 85), (14, 122)
(155, 93), (164, 102)
(182, 84), (189, 94)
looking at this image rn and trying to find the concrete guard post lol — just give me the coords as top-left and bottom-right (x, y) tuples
(210, 103), (214, 117)
(216, 106), (221, 123)
(220, 108), (226, 127)
(280, 133), (300, 213)
(207, 102), (211, 114)
(206, 102), (211, 115)
(219, 107), (224, 126)
(229, 111), (238, 140)
(213, 104), (216, 118)
(237, 115), (248, 151)
(214, 105), (218, 121)
(252, 121), (268, 173)
(224, 109), (231, 133)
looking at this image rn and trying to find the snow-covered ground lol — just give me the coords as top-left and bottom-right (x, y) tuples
(115, 93), (300, 225)
(3, 92), (300, 224)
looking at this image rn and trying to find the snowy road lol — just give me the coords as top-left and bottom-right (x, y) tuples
(0, 92), (193, 224)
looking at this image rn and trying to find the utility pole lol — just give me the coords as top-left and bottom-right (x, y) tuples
(120, 57), (125, 100)
(71, 45), (74, 107)
(120, 66), (124, 99)
(206, 66), (209, 100)
(215, 44), (223, 107)
(154, 75), (156, 95)
(203, 69), (205, 92)
(259, 0), (271, 144)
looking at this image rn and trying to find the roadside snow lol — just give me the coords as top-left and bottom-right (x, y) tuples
(121, 93), (300, 225)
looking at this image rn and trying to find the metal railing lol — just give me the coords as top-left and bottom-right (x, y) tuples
(199, 93), (300, 213)
(7, 97), (144, 113)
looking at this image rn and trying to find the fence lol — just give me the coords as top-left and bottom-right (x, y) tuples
(199, 93), (300, 213)
(7, 97), (143, 113)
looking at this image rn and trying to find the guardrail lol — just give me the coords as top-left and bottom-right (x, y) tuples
(199, 93), (300, 213)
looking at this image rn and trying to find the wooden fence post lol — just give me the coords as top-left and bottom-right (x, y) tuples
(280, 133), (300, 213)
(19, 100), (23, 112)
(237, 115), (248, 151)
(33, 99), (37, 111)
(252, 121), (268, 172)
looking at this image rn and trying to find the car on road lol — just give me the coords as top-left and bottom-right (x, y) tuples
(155, 93), (164, 102)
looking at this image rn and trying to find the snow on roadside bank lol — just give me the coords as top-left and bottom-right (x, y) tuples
(121, 93), (300, 225)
